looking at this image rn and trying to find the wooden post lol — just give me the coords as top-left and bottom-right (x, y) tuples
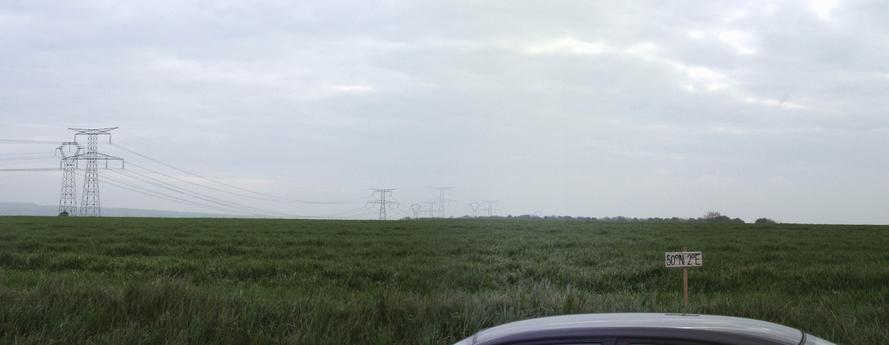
(665, 248), (701, 311)
(682, 246), (688, 307)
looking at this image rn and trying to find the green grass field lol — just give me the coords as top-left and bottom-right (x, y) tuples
(0, 217), (887, 344)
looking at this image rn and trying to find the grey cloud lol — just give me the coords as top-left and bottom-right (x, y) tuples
(2, 1), (889, 223)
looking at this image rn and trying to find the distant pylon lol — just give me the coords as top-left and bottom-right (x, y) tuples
(470, 201), (480, 218)
(435, 186), (453, 218)
(410, 203), (422, 218)
(483, 200), (499, 217)
(367, 188), (397, 220)
(424, 201), (435, 218)
(67, 127), (124, 217)
(56, 142), (81, 215)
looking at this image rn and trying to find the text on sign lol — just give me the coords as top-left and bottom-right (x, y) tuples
(664, 251), (703, 267)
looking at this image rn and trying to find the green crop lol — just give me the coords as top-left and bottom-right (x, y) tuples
(0, 217), (886, 344)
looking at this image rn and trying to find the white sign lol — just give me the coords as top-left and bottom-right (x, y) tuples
(665, 251), (703, 267)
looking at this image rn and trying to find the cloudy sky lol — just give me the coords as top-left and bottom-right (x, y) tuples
(2, 0), (889, 223)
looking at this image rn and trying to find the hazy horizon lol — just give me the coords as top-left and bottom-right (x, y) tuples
(3, 1), (889, 224)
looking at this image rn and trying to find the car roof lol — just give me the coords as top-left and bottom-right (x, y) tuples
(469, 313), (804, 345)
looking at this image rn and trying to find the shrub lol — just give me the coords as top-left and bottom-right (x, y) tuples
(755, 218), (777, 225)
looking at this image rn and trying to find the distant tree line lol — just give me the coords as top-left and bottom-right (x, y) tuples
(754, 217), (777, 224)
(491, 211), (778, 225)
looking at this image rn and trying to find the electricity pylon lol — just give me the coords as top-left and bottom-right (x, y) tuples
(67, 127), (124, 217)
(483, 200), (500, 217)
(435, 186), (453, 218)
(424, 201), (435, 218)
(470, 201), (480, 218)
(56, 142), (81, 216)
(367, 188), (397, 220)
(410, 203), (422, 218)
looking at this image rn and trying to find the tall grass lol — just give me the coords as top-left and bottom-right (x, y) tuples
(0, 217), (886, 344)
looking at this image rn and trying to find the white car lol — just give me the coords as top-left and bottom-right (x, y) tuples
(454, 313), (835, 345)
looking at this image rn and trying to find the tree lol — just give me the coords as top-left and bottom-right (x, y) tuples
(702, 211), (723, 219)
(755, 218), (776, 224)
(695, 211), (744, 224)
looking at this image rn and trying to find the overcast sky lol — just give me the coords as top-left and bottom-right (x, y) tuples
(2, 0), (889, 223)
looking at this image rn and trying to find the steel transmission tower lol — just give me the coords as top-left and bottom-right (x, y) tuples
(483, 200), (500, 217)
(435, 187), (453, 218)
(56, 142), (81, 215)
(410, 203), (422, 218)
(470, 201), (480, 218)
(368, 188), (397, 220)
(424, 201), (435, 218)
(67, 127), (124, 217)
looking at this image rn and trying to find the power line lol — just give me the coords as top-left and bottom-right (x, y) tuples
(110, 168), (360, 220)
(314, 206), (378, 219)
(114, 168), (284, 218)
(391, 206), (411, 220)
(385, 194), (409, 220)
(2, 151), (57, 156)
(125, 160), (367, 206)
(110, 142), (366, 205)
(0, 151), (56, 158)
(102, 172), (242, 215)
(126, 161), (278, 202)
(104, 174), (223, 212)
(0, 156), (56, 161)
(0, 168), (59, 172)
(0, 139), (59, 144)
(110, 169), (264, 216)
